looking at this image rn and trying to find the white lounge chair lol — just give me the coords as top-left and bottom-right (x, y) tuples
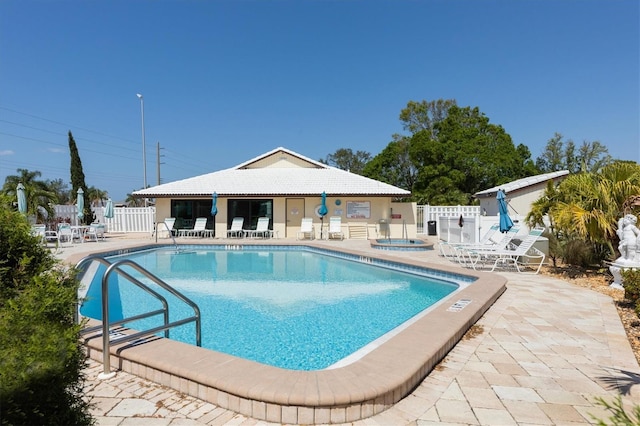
(182, 217), (210, 237)
(452, 226), (521, 267)
(459, 227), (546, 274)
(438, 223), (500, 259)
(247, 217), (273, 239)
(327, 216), (344, 240)
(227, 217), (245, 238)
(161, 217), (176, 237)
(296, 217), (315, 240)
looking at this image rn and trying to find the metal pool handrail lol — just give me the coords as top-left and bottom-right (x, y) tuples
(76, 256), (201, 378)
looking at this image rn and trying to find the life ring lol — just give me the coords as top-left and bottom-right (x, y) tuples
(314, 204), (326, 218)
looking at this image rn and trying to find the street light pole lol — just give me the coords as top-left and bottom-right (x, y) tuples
(136, 93), (148, 206)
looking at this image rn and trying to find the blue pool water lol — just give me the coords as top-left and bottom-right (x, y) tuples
(80, 246), (466, 370)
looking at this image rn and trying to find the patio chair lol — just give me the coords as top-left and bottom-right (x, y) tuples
(227, 217), (245, 238)
(452, 225), (521, 267)
(161, 217), (176, 237)
(438, 223), (500, 259)
(57, 224), (74, 246)
(31, 224), (46, 242)
(327, 216), (344, 240)
(247, 217), (273, 239)
(182, 217), (210, 237)
(86, 223), (106, 241)
(296, 217), (315, 240)
(459, 227), (546, 274)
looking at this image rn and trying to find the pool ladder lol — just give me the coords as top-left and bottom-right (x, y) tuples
(76, 255), (201, 379)
(154, 221), (178, 251)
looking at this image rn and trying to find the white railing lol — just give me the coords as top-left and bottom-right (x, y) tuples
(53, 205), (155, 234)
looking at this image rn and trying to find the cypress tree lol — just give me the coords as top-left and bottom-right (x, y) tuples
(68, 131), (94, 224)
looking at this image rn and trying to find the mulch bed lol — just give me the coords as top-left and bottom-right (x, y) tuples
(542, 265), (640, 366)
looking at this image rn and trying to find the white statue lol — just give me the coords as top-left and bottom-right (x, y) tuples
(616, 214), (640, 264)
(610, 214), (640, 289)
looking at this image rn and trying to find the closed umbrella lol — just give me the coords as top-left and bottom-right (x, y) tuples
(17, 183), (27, 215)
(497, 189), (514, 233)
(77, 188), (85, 223)
(319, 192), (328, 239)
(211, 192), (218, 216)
(104, 198), (114, 219)
(210, 192), (218, 237)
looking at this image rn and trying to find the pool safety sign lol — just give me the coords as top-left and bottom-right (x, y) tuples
(447, 299), (472, 312)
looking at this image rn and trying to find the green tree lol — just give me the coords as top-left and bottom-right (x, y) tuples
(320, 148), (372, 175)
(2, 168), (58, 222)
(87, 186), (108, 207)
(536, 133), (611, 173)
(398, 99), (457, 137)
(0, 200), (93, 425)
(68, 131), (94, 224)
(126, 192), (143, 207)
(362, 136), (416, 197)
(410, 105), (534, 204)
(47, 177), (71, 205)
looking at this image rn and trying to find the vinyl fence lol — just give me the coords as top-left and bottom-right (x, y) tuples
(53, 205), (156, 233)
(53, 204), (521, 241)
(417, 204), (524, 244)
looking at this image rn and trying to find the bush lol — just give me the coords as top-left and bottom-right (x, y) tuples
(621, 268), (640, 318)
(562, 238), (596, 267)
(0, 206), (93, 425)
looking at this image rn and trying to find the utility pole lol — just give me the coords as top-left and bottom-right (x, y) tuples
(156, 142), (165, 185)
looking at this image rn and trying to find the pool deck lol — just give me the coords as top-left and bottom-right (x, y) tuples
(56, 233), (640, 425)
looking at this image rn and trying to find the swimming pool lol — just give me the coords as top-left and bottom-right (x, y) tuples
(78, 241), (506, 423)
(80, 246), (464, 370)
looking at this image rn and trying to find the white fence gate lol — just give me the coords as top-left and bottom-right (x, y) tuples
(53, 205), (156, 234)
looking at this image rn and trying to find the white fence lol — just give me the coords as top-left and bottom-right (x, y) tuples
(53, 205), (156, 234)
(417, 204), (525, 244)
(53, 204), (521, 240)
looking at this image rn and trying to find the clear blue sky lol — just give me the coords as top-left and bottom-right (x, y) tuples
(1, 0), (638, 201)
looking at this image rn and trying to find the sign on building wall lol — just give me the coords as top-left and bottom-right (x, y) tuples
(346, 201), (370, 219)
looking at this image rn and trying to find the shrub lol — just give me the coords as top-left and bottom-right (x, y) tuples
(0, 206), (93, 425)
(621, 268), (640, 303)
(562, 238), (596, 267)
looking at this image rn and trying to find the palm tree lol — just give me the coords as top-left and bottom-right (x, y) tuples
(125, 193), (143, 207)
(87, 186), (108, 207)
(547, 161), (640, 261)
(2, 169), (58, 222)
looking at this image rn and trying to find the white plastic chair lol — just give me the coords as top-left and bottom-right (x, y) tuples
(86, 224), (105, 241)
(57, 224), (74, 246)
(327, 216), (344, 240)
(226, 217), (245, 238)
(247, 217), (273, 239)
(296, 217), (315, 240)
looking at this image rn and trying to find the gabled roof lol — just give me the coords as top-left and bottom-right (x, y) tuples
(133, 147), (411, 198)
(474, 170), (570, 198)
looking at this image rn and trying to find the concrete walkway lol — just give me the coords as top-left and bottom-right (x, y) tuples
(60, 234), (640, 425)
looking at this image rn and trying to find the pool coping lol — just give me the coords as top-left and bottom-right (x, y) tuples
(76, 241), (506, 424)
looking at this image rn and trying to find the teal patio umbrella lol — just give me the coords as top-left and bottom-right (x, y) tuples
(210, 192), (218, 237)
(497, 189), (513, 233)
(77, 188), (85, 223)
(319, 191), (328, 238)
(17, 183), (27, 215)
(104, 198), (114, 219)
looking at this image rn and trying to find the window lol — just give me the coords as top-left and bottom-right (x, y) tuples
(227, 199), (273, 231)
(171, 199), (213, 230)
